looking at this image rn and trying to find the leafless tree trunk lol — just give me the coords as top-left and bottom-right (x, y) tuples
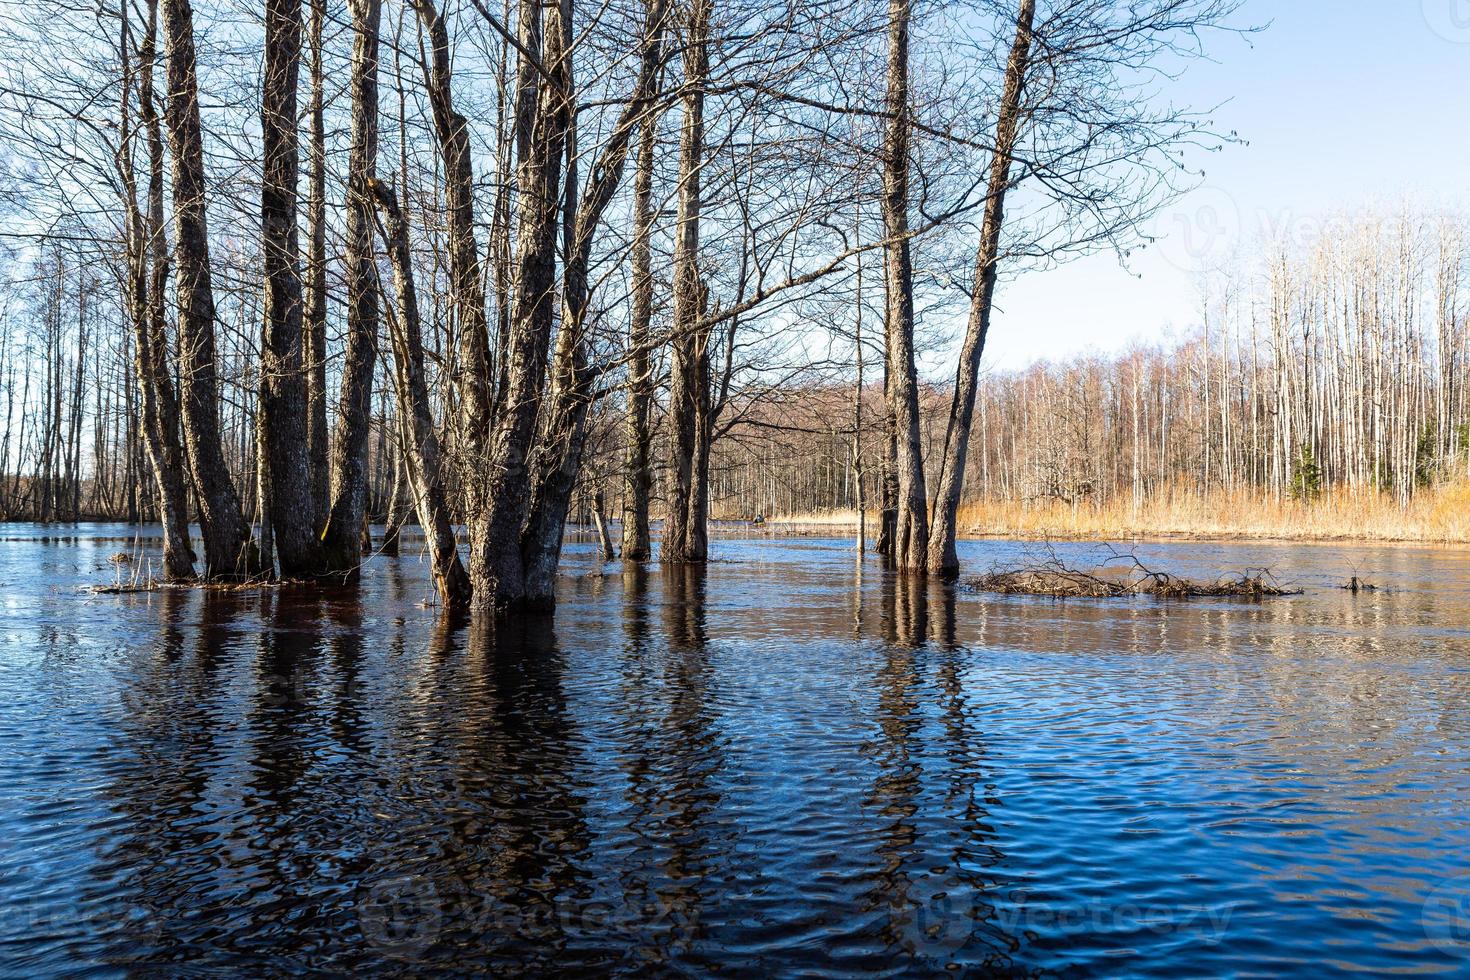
(118, 0), (194, 579)
(520, 0), (665, 605)
(621, 61), (660, 562)
(880, 0), (927, 571)
(875, 360), (897, 557)
(853, 245), (866, 556)
(381, 434), (405, 556)
(159, 0), (260, 577)
(259, 0), (324, 576)
(662, 0), (710, 564)
(254, 349), (275, 572)
(927, 0), (1035, 576)
(592, 489), (615, 560)
(412, 0), (493, 466)
(303, 0), (329, 523)
(470, 0), (571, 610)
(367, 179), (472, 610)
(322, 0), (383, 575)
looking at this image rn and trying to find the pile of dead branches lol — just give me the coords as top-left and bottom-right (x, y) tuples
(968, 547), (1299, 599)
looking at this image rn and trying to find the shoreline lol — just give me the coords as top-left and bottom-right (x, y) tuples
(7, 514), (1470, 549)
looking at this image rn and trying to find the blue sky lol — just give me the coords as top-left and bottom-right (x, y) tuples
(979, 0), (1470, 371)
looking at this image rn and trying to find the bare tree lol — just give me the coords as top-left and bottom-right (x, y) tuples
(118, 0), (195, 579)
(927, 0), (1035, 576)
(879, 0), (927, 572)
(259, 0), (325, 576)
(519, 0), (667, 604)
(303, 0), (330, 523)
(367, 178), (472, 608)
(662, 0), (711, 564)
(160, 0), (260, 577)
(621, 43), (662, 563)
(322, 0), (383, 574)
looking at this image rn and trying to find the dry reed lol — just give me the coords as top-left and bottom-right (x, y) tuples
(955, 483), (1470, 544)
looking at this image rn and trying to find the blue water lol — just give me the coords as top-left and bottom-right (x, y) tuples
(2, 524), (1469, 975)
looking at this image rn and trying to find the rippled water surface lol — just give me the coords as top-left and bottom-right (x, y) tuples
(3, 524), (1470, 976)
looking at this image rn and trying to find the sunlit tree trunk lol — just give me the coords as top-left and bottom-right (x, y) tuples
(853, 245), (866, 555)
(927, 0), (1034, 576)
(621, 67), (659, 562)
(521, 0), (664, 606)
(663, 0), (710, 564)
(880, 0), (927, 571)
(303, 0), (329, 524)
(367, 179), (472, 610)
(322, 0), (382, 574)
(159, 0), (260, 577)
(118, 0), (194, 580)
(412, 0), (492, 467)
(470, 0), (571, 610)
(381, 436), (404, 556)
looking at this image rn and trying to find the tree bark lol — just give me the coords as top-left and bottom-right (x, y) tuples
(255, 359), (275, 573)
(412, 0), (493, 465)
(875, 351), (897, 557)
(303, 0), (330, 524)
(927, 0), (1034, 576)
(119, 0), (194, 580)
(469, 0), (571, 611)
(381, 433), (405, 556)
(662, 0), (710, 564)
(880, 0), (927, 571)
(853, 244), (866, 556)
(519, 0), (665, 606)
(621, 60), (659, 562)
(159, 0), (260, 577)
(259, 0), (323, 577)
(367, 179), (472, 610)
(592, 490), (615, 560)
(322, 0), (383, 574)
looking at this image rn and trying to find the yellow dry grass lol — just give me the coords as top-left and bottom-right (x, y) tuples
(761, 508), (874, 526)
(955, 483), (1470, 544)
(755, 483), (1470, 543)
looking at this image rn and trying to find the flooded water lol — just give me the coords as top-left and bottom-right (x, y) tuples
(2, 524), (1470, 975)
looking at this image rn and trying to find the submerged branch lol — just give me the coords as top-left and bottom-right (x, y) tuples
(969, 547), (1299, 599)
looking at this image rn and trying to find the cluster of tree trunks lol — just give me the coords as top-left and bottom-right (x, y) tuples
(1, 0), (1249, 612)
(878, 0), (1036, 577)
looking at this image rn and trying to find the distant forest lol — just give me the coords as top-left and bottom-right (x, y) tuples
(707, 210), (1470, 520)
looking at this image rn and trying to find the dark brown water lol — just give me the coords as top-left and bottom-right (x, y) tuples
(3, 524), (1470, 976)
